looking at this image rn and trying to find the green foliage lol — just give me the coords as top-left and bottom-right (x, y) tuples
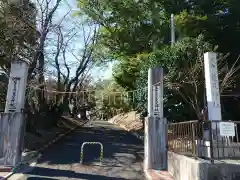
(135, 35), (240, 120)
(113, 57), (140, 90)
(77, 0), (240, 121)
(146, 35), (213, 119)
(0, 2), (36, 70)
(94, 79), (132, 119)
(175, 10), (208, 38)
(78, 0), (170, 57)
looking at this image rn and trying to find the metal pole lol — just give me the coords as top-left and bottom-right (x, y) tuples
(170, 14), (175, 46)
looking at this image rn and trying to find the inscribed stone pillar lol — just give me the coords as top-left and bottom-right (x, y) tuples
(5, 58), (29, 113)
(200, 52), (222, 158)
(145, 67), (167, 170)
(204, 52), (222, 122)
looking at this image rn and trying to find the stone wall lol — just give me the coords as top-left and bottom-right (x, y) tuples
(0, 112), (25, 166)
(108, 111), (143, 131)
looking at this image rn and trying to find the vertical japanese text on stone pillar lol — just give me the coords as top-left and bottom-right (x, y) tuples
(209, 55), (221, 120)
(151, 68), (163, 118)
(8, 77), (20, 112)
(153, 85), (161, 116)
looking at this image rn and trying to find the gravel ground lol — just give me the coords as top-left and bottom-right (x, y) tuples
(21, 121), (145, 180)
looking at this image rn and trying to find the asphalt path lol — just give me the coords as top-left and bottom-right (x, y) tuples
(22, 121), (145, 180)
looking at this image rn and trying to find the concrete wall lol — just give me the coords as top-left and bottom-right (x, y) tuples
(168, 151), (240, 180)
(0, 112), (25, 166)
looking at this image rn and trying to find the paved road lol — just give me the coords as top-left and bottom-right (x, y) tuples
(22, 121), (145, 180)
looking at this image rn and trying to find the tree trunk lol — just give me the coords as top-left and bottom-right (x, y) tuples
(37, 51), (45, 104)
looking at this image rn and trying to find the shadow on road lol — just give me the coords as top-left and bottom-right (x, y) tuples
(27, 177), (58, 180)
(27, 166), (129, 180)
(24, 122), (145, 179)
(37, 125), (144, 165)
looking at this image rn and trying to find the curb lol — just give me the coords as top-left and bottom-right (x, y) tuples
(145, 170), (153, 180)
(145, 170), (174, 180)
(3, 120), (89, 180)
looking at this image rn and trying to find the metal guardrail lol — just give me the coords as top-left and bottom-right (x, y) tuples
(168, 120), (240, 160)
(80, 142), (104, 164)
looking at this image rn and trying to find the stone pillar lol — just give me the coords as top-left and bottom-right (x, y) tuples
(145, 67), (167, 170)
(200, 52), (222, 158)
(5, 58), (29, 113)
(4, 58), (29, 165)
(204, 52), (222, 122)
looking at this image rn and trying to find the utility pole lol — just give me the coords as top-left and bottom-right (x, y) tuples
(170, 14), (175, 46)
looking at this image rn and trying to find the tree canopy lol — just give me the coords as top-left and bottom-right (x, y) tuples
(76, 0), (240, 121)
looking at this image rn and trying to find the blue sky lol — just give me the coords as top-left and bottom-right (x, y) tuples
(35, 0), (113, 81)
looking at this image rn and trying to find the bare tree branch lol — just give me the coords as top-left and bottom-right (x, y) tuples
(28, 0), (63, 81)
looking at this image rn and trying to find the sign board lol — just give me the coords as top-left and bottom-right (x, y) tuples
(219, 122), (235, 137)
(152, 85), (162, 116)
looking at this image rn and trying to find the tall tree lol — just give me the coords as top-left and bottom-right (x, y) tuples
(78, 0), (170, 56)
(0, 0), (36, 72)
(77, 0), (240, 120)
